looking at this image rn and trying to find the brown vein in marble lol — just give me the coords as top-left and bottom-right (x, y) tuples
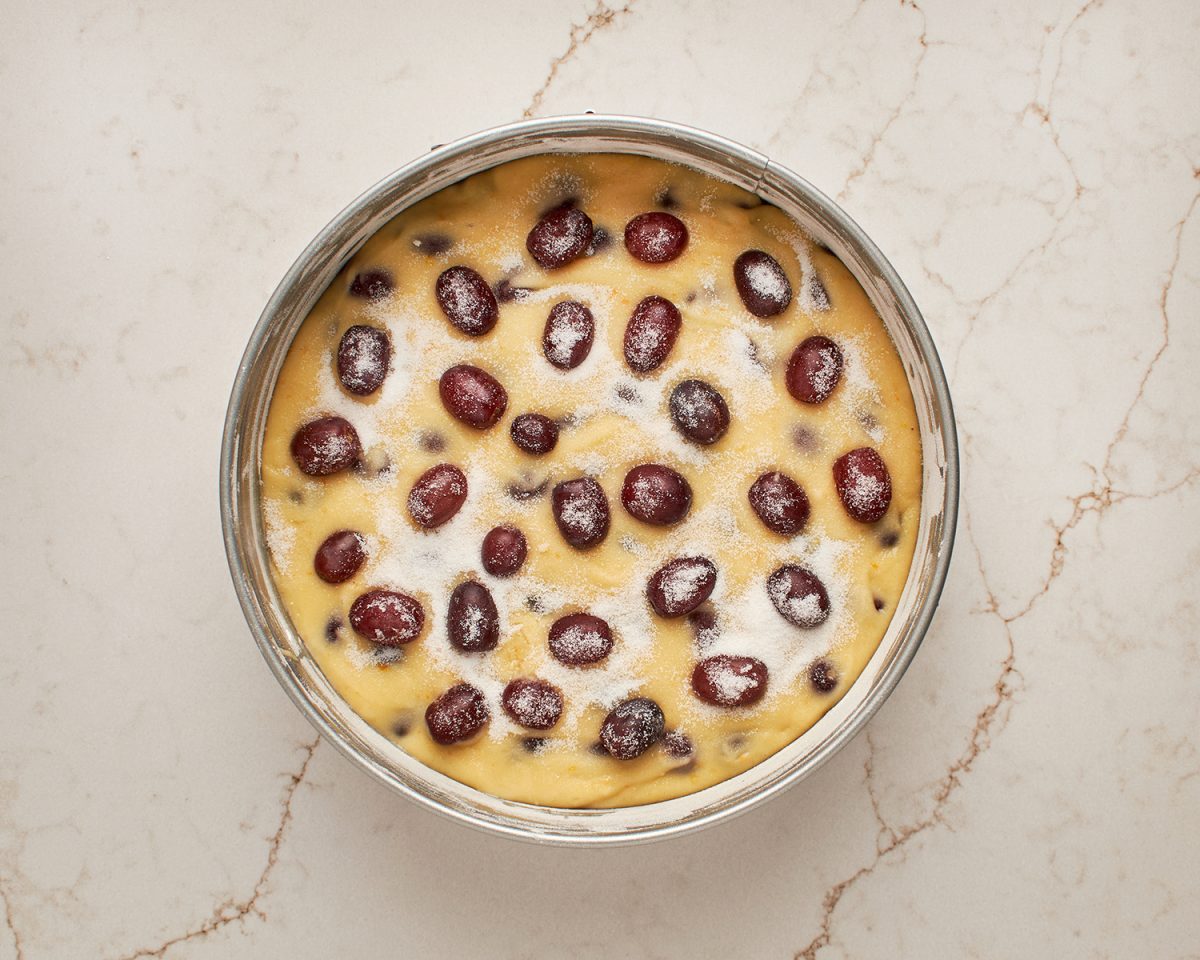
(1046, 0), (1101, 99)
(521, 0), (638, 120)
(795, 189), (1199, 958)
(863, 732), (897, 853)
(1, 879), (26, 960)
(1026, 0), (1100, 200)
(763, 2), (872, 154)
(945, 206), (1070, 381)
(1099, 187), (1198, 472)
(1016, 469), (1200, 627)
(109, 738), (320, 960)
(837, 0), (929, 202)
(7, 338), (88, 378)
(796, 511), (1022, 960)
(945, 2), (1101, 381)
(1006, 188), (1199, 623)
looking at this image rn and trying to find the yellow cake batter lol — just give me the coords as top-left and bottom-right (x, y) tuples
(260, 153), (921, 808)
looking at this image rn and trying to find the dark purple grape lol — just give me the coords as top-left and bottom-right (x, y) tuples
(733, 250), (792, 317)
(435, 265), (499, 336)
(407, 463), (468, 528)
(748, 471), (811, 536)
(766, 565), (831, 628)
(662, 730), (693, 758)
(336, 325), (391, 396)
(507, 473), (548, 502)
(495, 278), (536, 302)
(290, 417), (361, 476)
(349, 590), (424, 646)
(550, 477), (610, 549)
(786, 335), (843, 404)
(668, 379), (730, 445)
(547, 612), (613, 666)
(692, 655), (769, 707)
(481, 525), (527, 577)
(600, 698), (665, 760)
(614, 382), (642, 404)
(647, 556), (717, 618)
(655, 187), (679, 210)
(392, 713), (414, 736)
(412, 232), (452, 255)
(687, 607), (719, 646)
(624, 212), (688, 263)
(857, 409), (880, 434)
(510, 413), (559, 455)
(446, 580), (499, 652)
(586, 225), (613, 255)
(809, 659), (839, 693)
(439, 364), (508, 429)
(313, 530), (367, 584)
(425, 683), (489, 744)
(621, 464), (692, 525)
(348, 268), (394, 301)
(832, 447), (893, 523)
(623, 295), (682, 372)
(542, 300), (595, 369)
(541, 195), (579, 216)
(418, 430), (446, 453)
(746, 338), (768, 371)
(791, 424), (820, 453)
(527, 204), (593, 269)
(502, 679), (563, 730)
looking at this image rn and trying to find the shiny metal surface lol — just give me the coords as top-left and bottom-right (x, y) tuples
(220, 114), (959, 845)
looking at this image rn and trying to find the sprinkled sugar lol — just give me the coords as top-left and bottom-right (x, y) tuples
(705, 659), (757, 703)
(557, 494), (604, 539)
(280, 180), (894, 746)
(262, 500), (295, 574)
(633, 218), (678, 260)
(742, 255), (789, 302)
(809, 341), (841, 398)
(839, 460), (887, 513)
(658, 558), (712, 608)
(688, 532), (855, 716)
(551, 621), (610, 662)
(497, 251), (524, 273)
(505, 682), (560, 728)
(767, 576), (825, 626)
(338, 325), (389, 388)
(438, 266), (490, 319)
(544, 309), (591, 367)
(455, 602), (491, 648)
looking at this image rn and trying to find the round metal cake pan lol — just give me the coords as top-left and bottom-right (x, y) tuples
(220, 114), (959, 846)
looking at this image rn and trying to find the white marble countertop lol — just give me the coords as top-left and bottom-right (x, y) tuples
(2, 1), (1198, 956)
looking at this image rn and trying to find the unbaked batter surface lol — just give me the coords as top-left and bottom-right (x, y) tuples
(260, 153), (921, 808)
